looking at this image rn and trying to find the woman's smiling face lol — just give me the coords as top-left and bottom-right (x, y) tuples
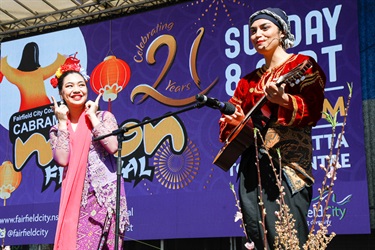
(60, 72), (88, 108)
(250, 19), (283, 53)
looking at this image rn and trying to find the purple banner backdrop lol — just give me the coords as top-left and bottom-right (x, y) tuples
(0, 0), (370, 245)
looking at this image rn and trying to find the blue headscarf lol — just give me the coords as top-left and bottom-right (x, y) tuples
(249, 7), (295, 49)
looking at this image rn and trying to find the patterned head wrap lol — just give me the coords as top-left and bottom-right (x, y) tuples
(249, 7), (295, 50)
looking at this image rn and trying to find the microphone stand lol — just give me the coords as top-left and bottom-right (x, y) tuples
(93, 101), (205, 249)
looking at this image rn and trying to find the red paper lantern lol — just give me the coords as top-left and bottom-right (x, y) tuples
(90, 55), (131, 104)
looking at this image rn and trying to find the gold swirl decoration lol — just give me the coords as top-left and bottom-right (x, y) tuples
(153, 139), (200, 189)
(130, 77), (218, 106)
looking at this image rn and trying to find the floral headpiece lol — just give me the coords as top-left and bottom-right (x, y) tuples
(50, 52), (89, 88)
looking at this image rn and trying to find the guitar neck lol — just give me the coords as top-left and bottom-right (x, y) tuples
(243, 61), (309, 121)
(243, 95), (268, 121)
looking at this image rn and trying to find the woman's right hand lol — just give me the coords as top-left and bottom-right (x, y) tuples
(219, 104), (245, 127)
(51, 96), (69, 129)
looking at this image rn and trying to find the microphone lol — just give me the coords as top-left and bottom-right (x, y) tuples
(195, 94), (236, 115)
(262, 37), (280, 49)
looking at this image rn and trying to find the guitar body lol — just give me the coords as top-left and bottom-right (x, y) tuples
(213, 59), (312, 171)
(213, 119), (255, 171)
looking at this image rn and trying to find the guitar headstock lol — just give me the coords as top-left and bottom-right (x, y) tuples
(276, 59), (312, 87)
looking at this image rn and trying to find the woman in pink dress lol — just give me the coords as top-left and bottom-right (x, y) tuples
(49, 55), (129, 249)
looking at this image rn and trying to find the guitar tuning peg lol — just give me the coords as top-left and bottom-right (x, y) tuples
(290, 83), (295, 87)
(301, 76), (306, 81)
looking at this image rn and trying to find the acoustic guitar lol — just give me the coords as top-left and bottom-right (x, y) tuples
(213, 59), (312, 171)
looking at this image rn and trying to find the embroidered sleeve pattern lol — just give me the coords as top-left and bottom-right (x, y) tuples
(277, 60), (325, 127)
(218, 78), (247, 142)
(50, 128), (70, 152)
(92, 112), (118, 145)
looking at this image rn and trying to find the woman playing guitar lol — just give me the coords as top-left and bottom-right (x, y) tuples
(218, 7), (326, 250)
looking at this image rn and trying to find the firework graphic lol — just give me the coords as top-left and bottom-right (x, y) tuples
(187, 0), (250, 32)
(153, 139), (200, 190)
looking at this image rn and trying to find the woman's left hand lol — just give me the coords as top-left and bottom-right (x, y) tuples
(85, 93), (102, 125)
(264, 82), (292, 109)
(85, 93), (102, 114)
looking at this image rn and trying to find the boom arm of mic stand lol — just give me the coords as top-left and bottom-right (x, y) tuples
(93, 102), (205, 142)
(93, 102), (205, 249)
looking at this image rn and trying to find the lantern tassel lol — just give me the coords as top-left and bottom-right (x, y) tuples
(108, 99), (112, 112)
